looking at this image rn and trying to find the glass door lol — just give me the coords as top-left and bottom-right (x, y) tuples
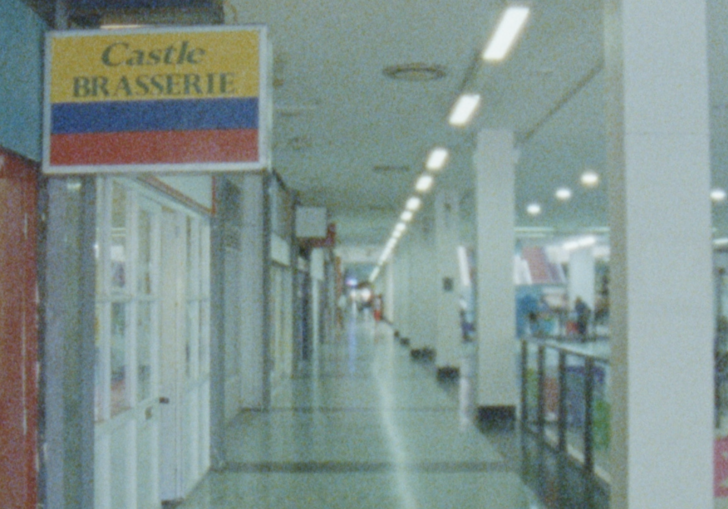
(94, 179), (162, 509)
(158, 208), (211, 501)
(94, 178), (210, 508)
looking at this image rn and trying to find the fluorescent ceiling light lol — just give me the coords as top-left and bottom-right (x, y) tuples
(394, 222), (407, 233)
(712, 188), (727, 202)
(564, 236), (597, 251)
(581, 170), (600, 187)
(579, 236), (597, 247)
(406, 196), (422, 211)
(449, 93), (481, 126)
(714, 238), (728, 247)
(400, 210), (414, 222)
(482, 6), (530, 62)
(426, 148), (449, 171)
(526, 203), (541, 216)
(555, 187), (572, 201)
(369, 270), (379, 283)
(457, 246), (471, 288)
(415, 174), (434, 192)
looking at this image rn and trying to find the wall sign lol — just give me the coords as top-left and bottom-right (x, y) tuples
(43, 25), (269, 174)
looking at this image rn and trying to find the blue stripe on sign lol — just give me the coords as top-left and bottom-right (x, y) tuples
(51, 98), (258, 134)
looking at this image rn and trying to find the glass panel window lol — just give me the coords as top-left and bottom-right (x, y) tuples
(199, 301), (210, 376)
(201, 223), (210, 298)
(95, 179), (104, 296)
(186, 301), (199, 382)
(110, 302), (129, 416)
(186, 217), (199, 297)
(137, 301), (153, 402)
(138, 209), (153, 295)
(111, 184), (128, 291)
(95, 303), (107, 422)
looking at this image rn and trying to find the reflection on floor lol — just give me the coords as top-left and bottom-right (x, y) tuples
(179, 313), (607, 509)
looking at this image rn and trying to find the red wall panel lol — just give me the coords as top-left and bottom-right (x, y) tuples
(0, 148), (38, 509)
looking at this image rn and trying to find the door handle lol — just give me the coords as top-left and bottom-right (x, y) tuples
(159, 397), (170, 404)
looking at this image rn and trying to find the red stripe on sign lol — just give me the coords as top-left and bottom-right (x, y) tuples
(50, 129), (258, 166)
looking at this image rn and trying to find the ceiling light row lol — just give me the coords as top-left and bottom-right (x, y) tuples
(371, 4), (531, 282)
(370, 148), (452, 281)
(527, 170), (602, 215)
(531, 182), (724, 219)
(558, 170), (600, 200)
(448, 5), (531, 128)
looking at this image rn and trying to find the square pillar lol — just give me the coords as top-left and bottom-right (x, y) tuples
(605, 0), (713, 506)
(474, 129), (518, 424)
(435, 191), (462, 377)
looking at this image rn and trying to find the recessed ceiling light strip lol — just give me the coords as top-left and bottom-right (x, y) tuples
(449, 93), (481, 126)
(482, 6), (530, 62)
(415, 174), (435, 192)
(426, 148), (449, 171)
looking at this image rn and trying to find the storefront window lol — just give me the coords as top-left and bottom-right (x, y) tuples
(137, 301), (153, 402)
(94, 303), (106, 422)
(199, 302), (210, 377)
(110, 302), (129, 416)
(138, 209), (153, 295)
(111, 184), (127, 291)
(187, 302), (199, 381)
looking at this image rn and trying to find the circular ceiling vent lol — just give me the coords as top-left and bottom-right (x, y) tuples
(383, 63), (446, 82)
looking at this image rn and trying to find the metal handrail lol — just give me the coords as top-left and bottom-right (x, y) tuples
(520, 336), (610, 477)
(523, 335), (610, 361)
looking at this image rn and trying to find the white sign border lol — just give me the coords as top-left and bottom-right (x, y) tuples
(42, 24), (270, 175)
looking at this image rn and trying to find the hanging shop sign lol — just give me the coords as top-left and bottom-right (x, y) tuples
(43, 25), (270, 174)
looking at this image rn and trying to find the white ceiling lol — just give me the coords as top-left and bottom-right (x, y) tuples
(225, 0), (728, 256)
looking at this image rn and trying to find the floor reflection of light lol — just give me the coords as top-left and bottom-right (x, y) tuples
(373, 331), (419, 509)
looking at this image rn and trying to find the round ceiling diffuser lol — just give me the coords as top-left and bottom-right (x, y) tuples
(383, 63), (446, 82)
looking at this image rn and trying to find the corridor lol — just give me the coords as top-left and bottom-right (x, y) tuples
(177, 313), (543, 509)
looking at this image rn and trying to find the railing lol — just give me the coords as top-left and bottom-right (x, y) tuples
(520, 336), (611, 482)
(522, 332), (728, 501)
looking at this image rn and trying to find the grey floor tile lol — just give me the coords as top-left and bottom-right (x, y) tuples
(178, 315), (544, 509)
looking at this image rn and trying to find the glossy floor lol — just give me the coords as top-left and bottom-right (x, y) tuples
(178, 314), (545, 509)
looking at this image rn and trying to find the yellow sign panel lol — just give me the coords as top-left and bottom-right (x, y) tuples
(44, 25), (270, 174)
(50, 29), (260, 103)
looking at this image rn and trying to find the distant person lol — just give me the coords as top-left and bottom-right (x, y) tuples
(532, 296), (553, 336)
(574, 296), (591, 336)
(516, 291), (540, 337)
(373, 294), (383, 323)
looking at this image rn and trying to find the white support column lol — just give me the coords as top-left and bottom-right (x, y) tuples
(408, 220), (437, 356)
(384, 260), (395, 322)
(393, 235), (412, 342)
(568, 246), (596, 310)
(237, 173), (271, 410)
(605, 0), (713, 506)
(435, 191), (462, 376)
(474, 129), (518, 423)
